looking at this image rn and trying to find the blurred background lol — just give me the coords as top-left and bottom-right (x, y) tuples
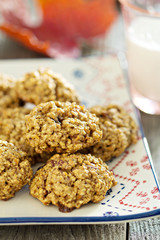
(0, 0), (125, 58)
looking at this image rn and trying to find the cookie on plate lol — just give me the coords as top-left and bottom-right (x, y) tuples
(16, 68), (80, 105)
(0, 73), (20, 109)
(30, 153), (116, 212)
(0, 107), (30, 146)
(86, 104), (138, 162)
(0, 107), (51, 164)
(25, 101), (102, 154)
(0, 140), (33, 200)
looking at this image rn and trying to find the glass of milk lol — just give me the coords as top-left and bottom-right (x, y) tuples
(119, 0), (160, 114)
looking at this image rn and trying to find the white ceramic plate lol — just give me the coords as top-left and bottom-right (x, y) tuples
(0, 56), (159, 225)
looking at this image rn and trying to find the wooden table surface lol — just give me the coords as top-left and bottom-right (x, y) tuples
(0, 16), (159, 240)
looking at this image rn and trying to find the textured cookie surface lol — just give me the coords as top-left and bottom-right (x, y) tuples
(16, 68), (79, 105)
(0, 73), (20, 108)
(0, 141), (33, 200)
(86, 104), (138, 162)
(30, 153), (116, 212)
(0, 107), (50, 164)
(0, 107), (31, 151)
(25, 101), (102, 154)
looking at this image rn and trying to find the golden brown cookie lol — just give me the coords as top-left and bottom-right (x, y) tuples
(0, 140), (33, 200)
(85, 104), (138, 162)
(0, 73), (20, 108)
(25, 101), (102, 154)
(0, 107), (51, 164)
(16, 68), (80, 105)
(0, 107), (31, 150)
(30, 153), (116, 212)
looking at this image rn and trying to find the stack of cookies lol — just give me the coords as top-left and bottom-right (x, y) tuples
(0, 68), (138, 212)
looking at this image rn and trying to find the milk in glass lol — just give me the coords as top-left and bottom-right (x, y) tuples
(127, 17), (160, 102)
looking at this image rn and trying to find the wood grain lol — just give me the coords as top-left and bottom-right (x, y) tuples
(0, 224), (126, 240)
(129, 217), (160, 240)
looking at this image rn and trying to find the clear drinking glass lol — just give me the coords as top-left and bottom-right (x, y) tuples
(119, 0), (160, 115)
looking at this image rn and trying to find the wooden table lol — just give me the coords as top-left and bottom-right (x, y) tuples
(0, 16), (159, 240)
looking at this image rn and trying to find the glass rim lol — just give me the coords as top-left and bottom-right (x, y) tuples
(119, 0), (160, 17)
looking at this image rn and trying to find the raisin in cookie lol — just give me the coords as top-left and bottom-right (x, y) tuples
(25, 101), (102, 154)
(16, 68), (79, 105)
(0, 73), (20, 108)
(30, 153), (116, 212)
(0, 140), (33, 200)
(85, 104), (138, 162)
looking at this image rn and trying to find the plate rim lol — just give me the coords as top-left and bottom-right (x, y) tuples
(0, 209), (159, 224)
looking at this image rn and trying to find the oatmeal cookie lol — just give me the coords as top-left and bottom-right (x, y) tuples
(0, 107), (51, 164)
(0, 140), (33, 200)
(0, 107), (31, 150)
(0, 73), (20, 108)
(25, 101), (102, 154)
(30, 153), (116, 212)
(85, 104), (138, 162)
(16, 68), (80, 105)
